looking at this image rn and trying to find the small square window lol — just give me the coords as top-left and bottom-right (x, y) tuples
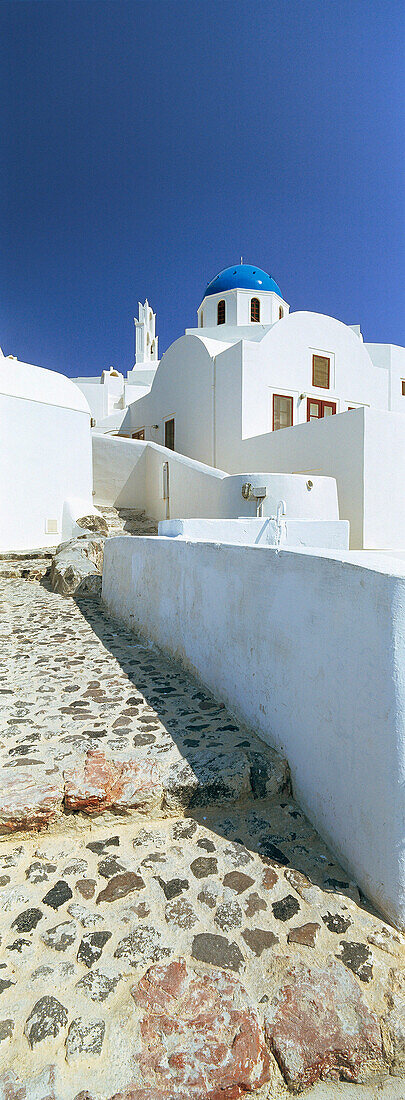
(312, 354), (330, 389)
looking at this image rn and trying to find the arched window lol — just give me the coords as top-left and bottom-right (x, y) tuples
(251, 298), (260, 322)
(279, 306), (284, 320)
(217, 299), (226, 325)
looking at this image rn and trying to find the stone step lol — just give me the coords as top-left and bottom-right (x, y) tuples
(0, 559), (51, 580)
(0, 744), (289, 831)
(117, 509), (146, 519)
(96, 505), (158, 537)
(0, 548), (54, 561)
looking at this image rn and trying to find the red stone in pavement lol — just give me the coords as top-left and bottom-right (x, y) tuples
(64, 750), (163, 814)
(0, 767), (63, 832)
(0, 1065), (57, 1098)
(265, 957), (385, 1090)
(130, 957), (271, 1098)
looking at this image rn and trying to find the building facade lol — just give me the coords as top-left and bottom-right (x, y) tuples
(118, 264), (405, 470)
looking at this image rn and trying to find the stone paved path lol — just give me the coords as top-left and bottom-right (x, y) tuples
(0, 579), (403, 1099)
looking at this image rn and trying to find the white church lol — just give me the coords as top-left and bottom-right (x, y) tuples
(76, 263), (405, 469)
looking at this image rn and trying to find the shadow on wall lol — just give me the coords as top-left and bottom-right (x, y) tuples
(92, 434), (340, 527)
(92, 434), (227, 520)
(74, 590), (377, 922)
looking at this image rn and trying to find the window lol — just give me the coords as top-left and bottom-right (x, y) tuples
(250, 298), (260, 322)
(200, 311), (203, 327)
(217, 299), (226, 325)
(402, 380), (405, 396)
(273, 394), (293, 431)
(132, 428), (145, 440)
(307, 398), (336, 421)
(279, 307), (284, 320)
(164, 417), (175, 450)
(312, 354), (330, 389)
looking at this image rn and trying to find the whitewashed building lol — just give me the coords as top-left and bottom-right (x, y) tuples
(119, 265), (405, 469)
(0, 349), (93, 550)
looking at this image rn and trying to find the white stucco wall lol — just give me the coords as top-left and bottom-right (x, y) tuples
(92, 435), (340, 526)
(94, 405), (405, 552)
(0, 355), (93, 550)
(73, 372), (156, 427)
(123, 335), (216, 464)
(102, 535), (405, 929)
(158, 517), (349, 551)
(124, 310), (393, 475)
(92, 435), (148, 510)
(239, 312), (388, 442)
(362, 409), (405, 550)
(229, 408), (405, 552)
(231, 408), (366, 550)
(366, 342), (405, 414)
(74, 381), (110, 422)
(92, 434), (226, 517)
(197, 288), (289, 328)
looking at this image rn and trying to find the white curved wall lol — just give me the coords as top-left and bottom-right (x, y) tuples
(0, 355), (90, 412)
(92, 435), (340, 527)
(0, 356), (93, 551)
(124, 335), (217, 464)
(103, 535), (405, 929)
(221, 472), (338, 520)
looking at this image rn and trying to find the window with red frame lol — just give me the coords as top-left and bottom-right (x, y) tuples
(250, 298), (260, 322)
(307, 398), (336, 421)
(217, 300), (225, 324)
(273, 394), (293, 431)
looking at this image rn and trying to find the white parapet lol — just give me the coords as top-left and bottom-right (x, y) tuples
(158, 517), (349, 551)
(103, 535), (405, 930)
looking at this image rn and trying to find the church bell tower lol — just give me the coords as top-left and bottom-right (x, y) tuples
(134, 300), (158, 364)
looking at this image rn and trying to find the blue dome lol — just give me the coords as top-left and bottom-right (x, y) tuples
(204, 264), (282, 298)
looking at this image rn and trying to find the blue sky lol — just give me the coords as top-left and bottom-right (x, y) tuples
(0, 0), (404, 377)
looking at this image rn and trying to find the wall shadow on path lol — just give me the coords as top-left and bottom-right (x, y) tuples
(74, 592), (377, 922)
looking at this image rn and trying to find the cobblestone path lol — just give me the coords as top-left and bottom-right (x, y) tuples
(0, 580), (403, 1099)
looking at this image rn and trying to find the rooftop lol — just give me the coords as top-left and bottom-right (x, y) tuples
(204, 263), (282, 298)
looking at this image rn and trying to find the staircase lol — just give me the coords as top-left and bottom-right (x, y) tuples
(96, 505), (158, 537)
(0, 548), (54, 581)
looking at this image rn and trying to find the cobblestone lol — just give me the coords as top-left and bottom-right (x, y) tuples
(0, 579), (403, 1098)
